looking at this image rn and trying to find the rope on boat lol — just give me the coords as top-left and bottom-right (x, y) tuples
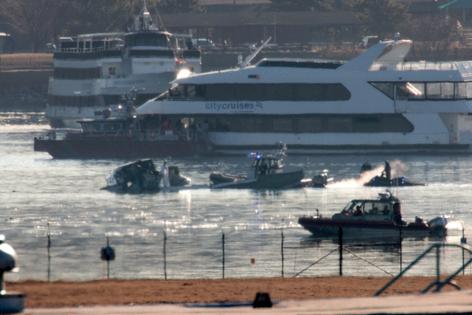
(293, 248), (338, 278)
(343, 247), (395, 277)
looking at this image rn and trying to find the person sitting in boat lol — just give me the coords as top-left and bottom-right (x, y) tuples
(258, 160), (269, 176)
(354, 205), (363, 216)
(161, 119), (173, 136)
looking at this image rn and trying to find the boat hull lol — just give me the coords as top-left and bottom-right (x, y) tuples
(298, 217), (442, 238)
(34, 137), (208, 159)
(212, 143), (471, 155)
(364, 176), (424, 187)
(212, 169), (304, 189)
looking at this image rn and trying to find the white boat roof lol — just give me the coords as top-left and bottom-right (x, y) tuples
(75, 32), (125, 39)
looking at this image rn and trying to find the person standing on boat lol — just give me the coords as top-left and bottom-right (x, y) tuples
(393, 202), (403, 225)
(384, 160), (392, 183)
(161, 161), (170, 189)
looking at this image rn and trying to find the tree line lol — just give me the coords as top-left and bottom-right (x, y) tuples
(0, 0), (456, 52)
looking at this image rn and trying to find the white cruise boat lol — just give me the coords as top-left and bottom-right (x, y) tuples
(46, 3), (201, 128)
(136, 39), (472, 154)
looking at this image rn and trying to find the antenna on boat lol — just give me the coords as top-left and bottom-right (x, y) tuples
(151, 0), (167, 31)
(134, 0), (155, 31)
(239, 37), (272, 68)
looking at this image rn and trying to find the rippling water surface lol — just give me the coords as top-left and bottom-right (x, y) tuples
(1, 113), (472, 281)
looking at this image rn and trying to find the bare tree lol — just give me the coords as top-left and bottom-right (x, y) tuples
(0, 0), (69, 51)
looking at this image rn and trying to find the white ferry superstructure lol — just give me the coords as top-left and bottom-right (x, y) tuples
(137, 39), (472, 154)
(46, 3), (201, 128)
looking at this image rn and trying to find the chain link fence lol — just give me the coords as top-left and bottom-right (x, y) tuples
(5, 228), (472, 282)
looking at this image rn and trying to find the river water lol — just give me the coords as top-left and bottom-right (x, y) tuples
(1, 112), (472, 281)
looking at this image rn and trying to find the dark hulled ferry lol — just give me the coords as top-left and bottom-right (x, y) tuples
(34, 92), (210, 159)
(34, 118), (208, 159)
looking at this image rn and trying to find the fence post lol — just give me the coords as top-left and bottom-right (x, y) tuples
(47, 224), (51, 282)
(106, 237), (110, 279)
(222, 232), (225, 279)
(399, 226), (403, 273)
(281, 230), (285, 278)
(461, 228), (467, 275)
(163, 230), (167, 280)
(100, 236), (115, 280)
(435, 245), (440, 286)
(338, 226), (343, 276)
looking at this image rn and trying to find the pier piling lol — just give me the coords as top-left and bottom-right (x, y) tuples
(281, 230), (285, 278)
(222, 232), (225, 279)
(163, 231), (167, 280)
(46, 225), (51, 282)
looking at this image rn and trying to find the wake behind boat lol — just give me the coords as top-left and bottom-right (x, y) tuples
(210, 145), (304, 189)
(298, 192), (457, 239)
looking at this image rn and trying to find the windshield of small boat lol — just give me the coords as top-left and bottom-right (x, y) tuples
(341, 201), (362, 214)
(341, 200), (393, 216)
(364, 201), (393, 215)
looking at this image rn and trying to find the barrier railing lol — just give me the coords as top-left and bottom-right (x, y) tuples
(375, 243), (472, 296)
(6, 227), (470, 282)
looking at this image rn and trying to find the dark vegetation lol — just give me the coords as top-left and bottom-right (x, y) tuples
(0, 0), (460, 52)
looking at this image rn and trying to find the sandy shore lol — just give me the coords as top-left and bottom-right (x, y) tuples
(8, 276), (472, 308)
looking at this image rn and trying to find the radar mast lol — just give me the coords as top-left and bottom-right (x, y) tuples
(134, 0), (157, 31)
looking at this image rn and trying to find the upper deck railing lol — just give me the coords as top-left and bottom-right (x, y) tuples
(56, 46), (123, 54)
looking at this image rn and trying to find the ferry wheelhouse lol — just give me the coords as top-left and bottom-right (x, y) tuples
(46, 3), (201, 128)
(137, 39), (472, 154)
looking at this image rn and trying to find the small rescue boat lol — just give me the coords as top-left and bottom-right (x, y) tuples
(299, 170), (333, 188)
(298, 192), (451, 238)
(210, 145), (304, 189)
(363, 161), (424, 187)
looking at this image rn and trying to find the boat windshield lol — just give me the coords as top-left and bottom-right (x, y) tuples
(364, 201), (392, 215)
(341, 200), (393, 216)
(341, 201), (363, 214)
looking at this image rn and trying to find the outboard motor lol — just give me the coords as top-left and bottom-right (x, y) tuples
(428, 216), (448, 235)
(312, 170), (330, 188)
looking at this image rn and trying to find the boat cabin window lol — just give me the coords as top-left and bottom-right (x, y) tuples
(166, 83), (351, 101)
(342, 200), (392, 216)
(364, 202), (392, 215)
(201, 114), (413, 133)
(341, 201), (364, 215)
(54, 67), (101, 79)
(125, 33), (169, 47)
(370, 81), (472, 101)
(81, 121), (125, 134)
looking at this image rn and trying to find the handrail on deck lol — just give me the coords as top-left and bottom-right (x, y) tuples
(374, 243), (472, 296)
